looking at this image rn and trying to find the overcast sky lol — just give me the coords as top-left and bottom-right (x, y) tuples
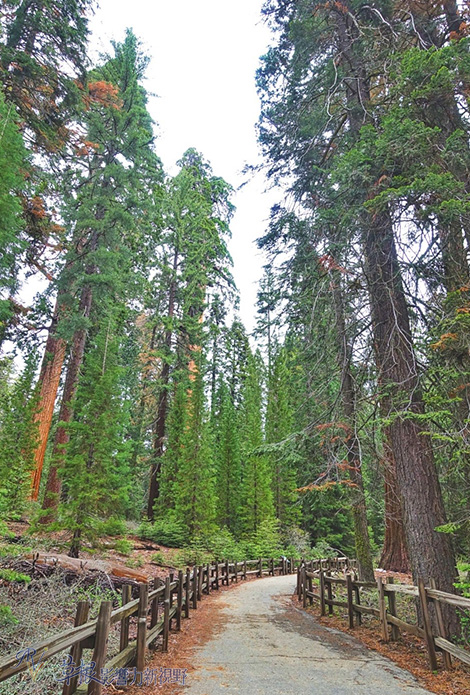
(90, 0), (277, 332)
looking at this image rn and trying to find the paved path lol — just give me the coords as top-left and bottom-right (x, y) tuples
(183, 574), (432, 695)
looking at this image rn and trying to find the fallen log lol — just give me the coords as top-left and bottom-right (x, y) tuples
(5, 559), (145, 596)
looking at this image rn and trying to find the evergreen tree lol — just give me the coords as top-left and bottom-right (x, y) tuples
(0, 355), (38, 518)
(58, 311), (131, 557)
(214, 379), (242, 535)
(0, 88), (28, 340)
(40, 30), (162, 517)
(265, 345), (300, 529)
(147, 149), (234, 518)
(240, 348), (274, 535)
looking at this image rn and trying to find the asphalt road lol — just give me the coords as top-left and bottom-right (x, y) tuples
(182, 574), (432, 695)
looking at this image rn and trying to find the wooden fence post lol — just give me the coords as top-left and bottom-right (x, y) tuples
(270, 558), (274, 576)
(353, 583), (362, 626)
(429, 578), (452, 670)
(62, 600), (90, 695)
(320, 570), (326, 617)
(377, 578), (389, 643)
(243, 560), (247, 580)
(418, 579), (438, 671)
(215, 561), (219, 590)
(120, 585), (132, 651)
(169, 575), (174, 629)
(88, 601), (112, 695)
(346, 574), (354, 629)
(163, 577), (171, 652)
(234, 561), (238, 583)
(326, 573), (333, 616)
(302, 567), (307, 609)
(192, 568), (198, 609)
(386, 577), (399, 641)
(176, 570), (183, 631)
(308, 573), (313, 606)
(135, 584), (148, 675)
(150, 578), (160, 631)
(259, 558), (263, 577)
(185, 568), (191, 618)
(225, 559), (230, 586)
(205, 564), (211, 593)
(197, 565), (203, 599)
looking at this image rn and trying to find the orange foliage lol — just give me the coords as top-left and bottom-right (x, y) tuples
(30, 196), (47, 219)
(450, 21), (470, 40)
(317, 254), (348, 274)
(86, 81), (122, 110)
(333, 0), (349, 12)
(75, 140), (100, 157)
(430, 333), (458, 351)
(298, 480), (358, 493)
(316, 422), (351, 433)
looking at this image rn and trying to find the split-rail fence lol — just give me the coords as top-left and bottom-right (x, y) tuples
(0, 556), (299, 694)
(298, 559), (470, 672)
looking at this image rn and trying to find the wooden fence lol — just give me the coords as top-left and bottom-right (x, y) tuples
(0, 557), (300, 693)
(297, 561), (470, 672)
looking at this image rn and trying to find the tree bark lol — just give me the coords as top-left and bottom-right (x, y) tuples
(363, 211), (458, 633)
(30, 294), (67, 500)
(379, 435), (410, 573)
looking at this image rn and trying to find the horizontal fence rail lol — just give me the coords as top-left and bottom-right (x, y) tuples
(297, 560), (470, 672)
(0, 556), (301, 693)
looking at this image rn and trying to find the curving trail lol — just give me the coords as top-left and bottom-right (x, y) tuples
(181, 574), (432, 695)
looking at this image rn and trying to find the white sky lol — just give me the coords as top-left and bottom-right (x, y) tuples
(90, 0), (278, 332)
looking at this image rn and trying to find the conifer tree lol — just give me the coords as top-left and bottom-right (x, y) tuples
(172, 353), (217, 538)
(265, 345), (300, 529)
(59, 310), (131, 557)
(147, 149), (234, 518)
(40, 30), (162, 517)
(240, 348), (274, 535)
(214, 379), (242, 535)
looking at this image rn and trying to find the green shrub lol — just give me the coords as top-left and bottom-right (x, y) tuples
(113, 538), (133, 555)
(0, 569), (31, 583)
(0, 605), (18, 626)
(305, 540), (338, 560)
(201, 528), (245, 562)
(243, 519), (283, 559)
(99, 516), (128, 537)
(125, 556), (145, 569)
(0, 543), (33, 558)
(138, 516), (187, 548)
(174, 541), (213, 568)
(150, 551), (166, 566)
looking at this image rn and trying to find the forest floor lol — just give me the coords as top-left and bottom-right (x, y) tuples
(4, 519), (181, 582)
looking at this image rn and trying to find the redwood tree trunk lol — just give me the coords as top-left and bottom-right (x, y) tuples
(30, 295), (67, 500)
(363, 211), (458, 634)
(379, 436), (409, 573)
